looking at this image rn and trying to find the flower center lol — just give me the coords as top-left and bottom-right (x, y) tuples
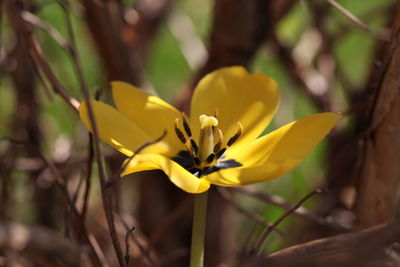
(173, 112), (243, 177)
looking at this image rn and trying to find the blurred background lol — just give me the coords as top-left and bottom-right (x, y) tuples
(1, 0), (399, 266)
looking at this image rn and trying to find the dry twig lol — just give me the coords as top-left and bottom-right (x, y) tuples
(252, 189), (326, 255)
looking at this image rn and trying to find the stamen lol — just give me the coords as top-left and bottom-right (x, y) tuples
(205, 153), (215, 164)
(181, 112), (192, 137)
(193, 156), (201, 166)
(216, 147), (226, 159)
(173, 111), (243, 174)
(174, 119), (187, 144)
(190, 139), (199, 153)
(213, 128), (223, 153)
(227, 122), (243, 147)
(185, 140), (196, 157)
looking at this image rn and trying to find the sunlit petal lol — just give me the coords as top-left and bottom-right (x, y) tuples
(206, 112), (340, 186)
(79, 100), (169, 156)
(203, 159), (302, 186)
(122, 154), (211, 193)
(112, 81), (184, 155)
(190, 66), (280, 152)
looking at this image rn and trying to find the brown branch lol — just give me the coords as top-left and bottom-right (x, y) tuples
(107, 130), (167, 187)
(175, 0), (297, 111)
(116, 213), (159, 266)
(0, 222), (91, 266)
(252, 189), (326, 255)
(218, 188), (271, 227)
(20, 10), (69, 49)
(8, 4), (79, 112)
(354, 4), (400, 228)
(79, 133), (94, 235)
(271, 34), (332, 111)
(148, 196), (192, 248)
(325, 0), (370, 32)
(5, 138), (103, 266)
(230, 187), (347, 231)
(80, 65), (126, 267)
(71, 13), (127, 267)
(124, 226), (136, 266)
(246, 220), (400, 267)
(217, 188), (289, 244)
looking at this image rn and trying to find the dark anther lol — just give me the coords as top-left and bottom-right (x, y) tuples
(205, 153), (215, 164)
(216, 148), (226, 159)
(227, 122), (243, 146)
(182, 114), (192, 137)
(227, 133), (240, 146)
(185, 141), (196, 157)
(174, 119), (187, 144)
(190, 139), (199, 153)
(193, 156), (201, 166)
(213, 141), (221, 153)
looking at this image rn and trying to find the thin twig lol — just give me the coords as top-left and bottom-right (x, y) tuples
(148, 196), (192, 247)
(28, 36), (79, 111)
(219, 188), (270, 227)
(20, 10), (69, 49)
(29, 54), (54, 101)
(8, 4), (79, 111)
(106, 130), (167, 187)
(4, 138), (102, 266)
(252, 189), (327, 255)
(7, 138), (73, 210)
(125, 226), (136, 267)
(218, 188), (288, 242)
(59, 0), (126, 265)
(80, 133), (94, 234)
(116, 214), (158, 266)
(325, 0), (370, 32)
(271, 33), (331, 111)
(72, 170), (85, 205)
(230, 187), (347, 231)
(88, 233), (111, 267)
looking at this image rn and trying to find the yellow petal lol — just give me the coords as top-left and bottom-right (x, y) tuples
(121, 154), (210, 194)
(190, 66), (280, 152)
(203, 159), (302, 186)
(205, 112), (341, 186)
(112, 81), (184, 155)
(79, 100), (169, 156)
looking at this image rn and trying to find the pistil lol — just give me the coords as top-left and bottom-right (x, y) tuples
(173, 113), (243, 174)
(198, 115), (218, 162)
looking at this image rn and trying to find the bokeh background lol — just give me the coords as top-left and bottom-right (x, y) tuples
(1, 0), (399, 266)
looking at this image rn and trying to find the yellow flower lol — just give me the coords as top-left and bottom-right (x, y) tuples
(79, 66), (340, 194)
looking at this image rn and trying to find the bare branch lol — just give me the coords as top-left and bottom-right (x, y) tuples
(246, 220), (400, 267)
(252, 189), (326, 255)
(20, 10), (69, 49)
(125, 226), (136, 266)
(107, 130), (167, 187)
(0, 223), (90, 266)
(230, 187), (347, 231)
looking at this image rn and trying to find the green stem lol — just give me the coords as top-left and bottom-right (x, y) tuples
(190, 191), (208, 267)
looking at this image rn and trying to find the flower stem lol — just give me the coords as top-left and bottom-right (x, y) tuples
(190, 191), (208, 267)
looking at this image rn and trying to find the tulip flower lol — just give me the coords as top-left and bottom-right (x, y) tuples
(79, 66), (340, 267)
